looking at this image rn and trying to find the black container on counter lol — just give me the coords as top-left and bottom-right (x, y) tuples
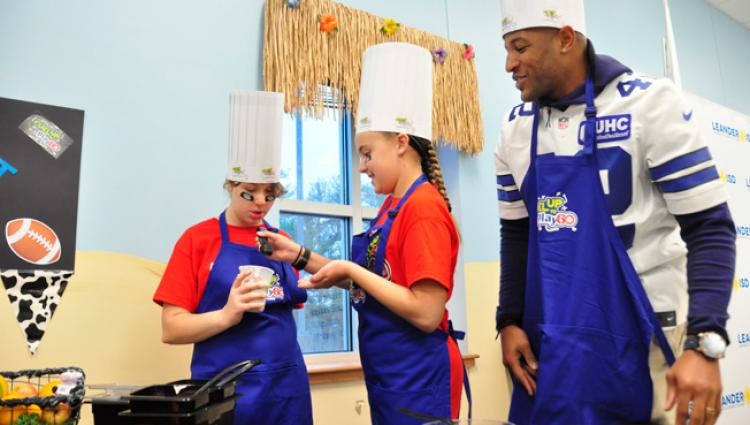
(123, 360), (257, 415)
(89, 385), (141, 425)
(99, 360), (258, 425)
(118, 396), (237, 425)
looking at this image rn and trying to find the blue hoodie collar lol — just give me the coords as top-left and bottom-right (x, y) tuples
(540, 42), (631, 110)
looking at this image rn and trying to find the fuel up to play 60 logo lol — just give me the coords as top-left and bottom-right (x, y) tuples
(537, 194), (579, 232)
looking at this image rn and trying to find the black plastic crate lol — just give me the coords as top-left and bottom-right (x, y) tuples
(123, 360), (257, 415)
(118, 396), (236, 425)
(126, 383), (210, 414)
(88, 385), (142, 425)
(163, 379), (236, 404)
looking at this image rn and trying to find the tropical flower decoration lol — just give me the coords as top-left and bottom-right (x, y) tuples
(319, 13), (338, 33)
(431, 47), (447, 64)
(380, 17), (400, 36)
(287, 0), (300, 9)
(463, 43), (475, 60)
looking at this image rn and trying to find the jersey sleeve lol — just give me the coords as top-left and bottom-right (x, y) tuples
(641, 79), (727, 215)
(496, 119), (529, 220)
(153, 229), (199, 312)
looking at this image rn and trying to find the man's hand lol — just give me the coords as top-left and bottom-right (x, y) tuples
(500, 325), (538, 396)
(665, 349), (722, 425)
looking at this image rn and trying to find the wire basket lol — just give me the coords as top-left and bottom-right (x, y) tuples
(0, 367), (85, 425)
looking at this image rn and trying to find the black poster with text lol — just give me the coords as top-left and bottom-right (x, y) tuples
(0, 97), (84, 271)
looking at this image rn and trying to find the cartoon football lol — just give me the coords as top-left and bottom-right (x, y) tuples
(5, 218), (62, 265)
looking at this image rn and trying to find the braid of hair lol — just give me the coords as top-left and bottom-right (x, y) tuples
(409, 135), (452, 212)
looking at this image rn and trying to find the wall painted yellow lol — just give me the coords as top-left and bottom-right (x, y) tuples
(0, 253), (511, 424)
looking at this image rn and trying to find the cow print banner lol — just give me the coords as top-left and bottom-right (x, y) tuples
(1, 269), (73, 355)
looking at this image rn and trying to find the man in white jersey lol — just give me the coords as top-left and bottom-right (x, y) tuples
(494, 1), (736, 425)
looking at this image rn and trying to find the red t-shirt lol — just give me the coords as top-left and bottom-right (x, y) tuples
(373, 182), (459, 331)
(153, 218), (295, 313)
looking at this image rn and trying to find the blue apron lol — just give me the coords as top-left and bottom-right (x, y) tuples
(351, 175), (469, 424)
(191, 212), (313, 425)
(508, 78), (675, 425)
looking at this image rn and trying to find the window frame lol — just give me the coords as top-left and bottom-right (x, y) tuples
(278, 105), (378, 355)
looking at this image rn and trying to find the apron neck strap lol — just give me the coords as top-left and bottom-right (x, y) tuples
(370, 174), (428, 226)
(372, 174), (428, 272)
(529, 77), (597, 162)
(219, 213), (272, 243)
(392, 174), (428, 215)
(260, 219), (277, 232)
(218, 211), (230, 243)
(582, 77), (598, 155)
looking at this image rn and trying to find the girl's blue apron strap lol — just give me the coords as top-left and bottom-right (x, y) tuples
(448, 320), (473, 420)
(218, 211), (230, 243)
(374, 174), (429, 274)
(261, 219), (278, 233)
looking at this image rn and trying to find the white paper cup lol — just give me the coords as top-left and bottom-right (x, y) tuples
(238, 265), (274, 311)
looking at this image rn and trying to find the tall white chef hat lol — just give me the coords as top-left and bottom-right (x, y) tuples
(355, 42), (433, 140)
(227, 91), (284, 183)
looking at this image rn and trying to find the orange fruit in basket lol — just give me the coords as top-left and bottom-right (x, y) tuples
(41, 403), (70, 425)
(38, 381), (61, 397)
(0, 393), (27, 425)
(12, 383), (37, 397)
(27, 403), (42, 417)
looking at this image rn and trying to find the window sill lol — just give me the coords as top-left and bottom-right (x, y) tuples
(304, 352), (479, 385)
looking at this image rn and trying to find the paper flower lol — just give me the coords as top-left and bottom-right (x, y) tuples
(463, 43), (475, 60)
(380, 18), (400, 36)
(319, 14), (338, 33)
(431, 47), (447, 64)
(287, 0), (300, 8)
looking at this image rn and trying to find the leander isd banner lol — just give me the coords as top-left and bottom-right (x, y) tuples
(685, 92), (750, 423)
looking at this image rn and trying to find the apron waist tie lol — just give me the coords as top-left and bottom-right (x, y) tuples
(448, 320), (473, 420)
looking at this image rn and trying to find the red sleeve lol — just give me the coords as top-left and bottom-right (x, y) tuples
(153, 230), (199, 312)
(399, 215), (456, 293)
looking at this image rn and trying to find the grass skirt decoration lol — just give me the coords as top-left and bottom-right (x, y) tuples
(263, 0), (484, 154)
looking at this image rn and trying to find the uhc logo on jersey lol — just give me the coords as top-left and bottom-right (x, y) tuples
(578, 114), (631, 144)
(537, 194), (578, 232)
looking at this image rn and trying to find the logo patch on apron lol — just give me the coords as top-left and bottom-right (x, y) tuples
(350, 283), (366, 304)
(537, 193), (579, 232)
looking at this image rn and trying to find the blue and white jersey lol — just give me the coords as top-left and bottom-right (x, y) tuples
(495, 72), (727, 324)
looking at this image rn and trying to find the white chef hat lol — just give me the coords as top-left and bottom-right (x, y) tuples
(356, 42), (433, 140)
(226, 91), (284, 183)
(501, 0), (586, 37)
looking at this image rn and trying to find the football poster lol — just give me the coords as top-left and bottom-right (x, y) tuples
(0, 97), (84, 271)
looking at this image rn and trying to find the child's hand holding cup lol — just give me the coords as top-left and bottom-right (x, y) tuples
(238, 265), (274, 313)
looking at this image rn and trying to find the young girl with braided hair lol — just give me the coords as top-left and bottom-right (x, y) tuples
(259, 42), (465, 424)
